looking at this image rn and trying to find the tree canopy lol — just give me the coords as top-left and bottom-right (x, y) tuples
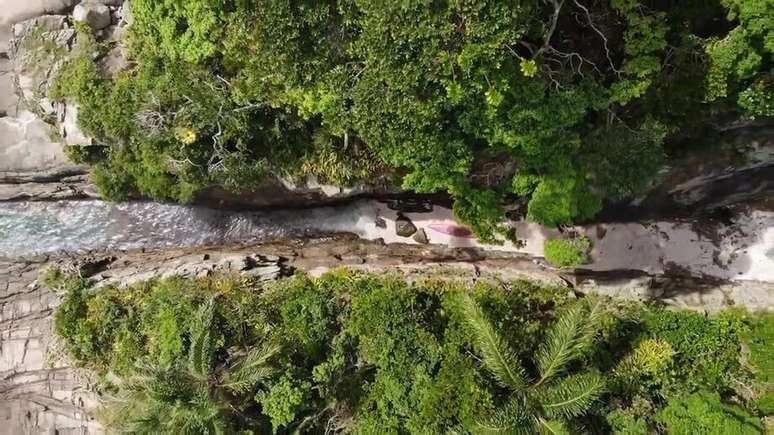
(48, 269), (772, 434)
(53, 0), (773, 239)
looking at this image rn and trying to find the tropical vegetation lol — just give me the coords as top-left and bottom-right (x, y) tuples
(544, 235), (592, 267)
(48, 0), (772, 240)
(47, 269), (773, 433)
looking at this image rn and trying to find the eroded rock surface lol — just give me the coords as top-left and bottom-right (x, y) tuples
(0, 259), (101, 434)
(0, 7), (98, 203)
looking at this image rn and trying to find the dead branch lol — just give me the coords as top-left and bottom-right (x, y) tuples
(572, 0), (621, 75)
(535, 0), (565, 57)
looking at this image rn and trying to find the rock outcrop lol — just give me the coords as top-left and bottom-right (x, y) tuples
(0, 4), (101, 202)
(0, 258), (102, 434)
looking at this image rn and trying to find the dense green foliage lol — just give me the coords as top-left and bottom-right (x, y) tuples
(48, 269), (773, 433)
(655, 391), (762, 434)
(49, 0), (772, 240)
(459, 294), (606, 432)
(742, 312), (774, 415)
(544, 235), (592, 267)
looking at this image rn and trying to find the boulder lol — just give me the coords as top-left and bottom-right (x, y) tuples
(0, 111), (82, 177)
(412, 228), (429, 244)
(0, 0), (79, 26)
(395, 214), (417, 237)
(73, 1), (111, 30)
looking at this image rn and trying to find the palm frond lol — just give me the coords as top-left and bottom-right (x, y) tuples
(459, 293), (527, 390)
(222, 341), (281, 393)
(189, 298), (217, 378)
(168, 398), (229, 435)
(473, 396), (536, 435)
(535, 304), (585, 384)
(576, 298), (605, 350)
(537, 418), (570, 435)
(538, 372), (605, 419)
(535, 300), (605, 385)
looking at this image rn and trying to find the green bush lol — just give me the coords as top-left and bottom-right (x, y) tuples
(606, 408), (649, 435)
(544, 236), (592, 267)
(742, 312), (774, 414)
(256, 376), (311, 430)
(655, 391), (762, 434)
(47, 0), (770, 240)
(643, 309), (745, 392)
(49, 269), (770, 433)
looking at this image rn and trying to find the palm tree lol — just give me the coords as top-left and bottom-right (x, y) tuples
(102, 299), (280, 434)
(459, 294), (606, 434)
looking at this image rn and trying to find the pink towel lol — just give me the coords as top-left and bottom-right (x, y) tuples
(427, 224), (474, 238)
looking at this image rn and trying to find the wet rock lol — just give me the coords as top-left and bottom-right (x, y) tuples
(73, 1), (112, 30)
(395, 214), (417, 237)
(413, 228), (429, 244)
(0, 174), (97, 201)
(375, 216), (386, 229)
(195, 175), (395, 209)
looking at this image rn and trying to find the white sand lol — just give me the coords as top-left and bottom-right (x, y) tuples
(351, 203), (774, 283)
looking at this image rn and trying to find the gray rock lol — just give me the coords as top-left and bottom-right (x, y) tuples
(73, 1), (112, 30)
(10, 16), (74, 117)
(0, 0), (78, 26)
(413, 228), (429, 244)
(120, 0), (133, 26)
(395, 215), (417, 237)
(100, 42), (128, 75)
(0, 111), (82, 176)
(11, 14), (67, 35)
(58, 101), (92, 145)
(0, 51), (15, 118)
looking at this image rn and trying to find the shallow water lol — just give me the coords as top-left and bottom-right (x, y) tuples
(0, 200), (376, 258)
(1, 199), (772, 282)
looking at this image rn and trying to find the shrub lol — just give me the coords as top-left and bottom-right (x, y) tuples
(49, 269), (768, 433)
(741, 312), (774, 414)
(544, 236), (592, 267)
(655, 391), (762, 434)
(48, 0), (767, 240)
(606, 408), (649, 435)
(256, 376), (312, 430)
(644, 309), (745, 392)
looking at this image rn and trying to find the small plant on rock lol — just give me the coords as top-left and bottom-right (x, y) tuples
(544, 236), (592, 267)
